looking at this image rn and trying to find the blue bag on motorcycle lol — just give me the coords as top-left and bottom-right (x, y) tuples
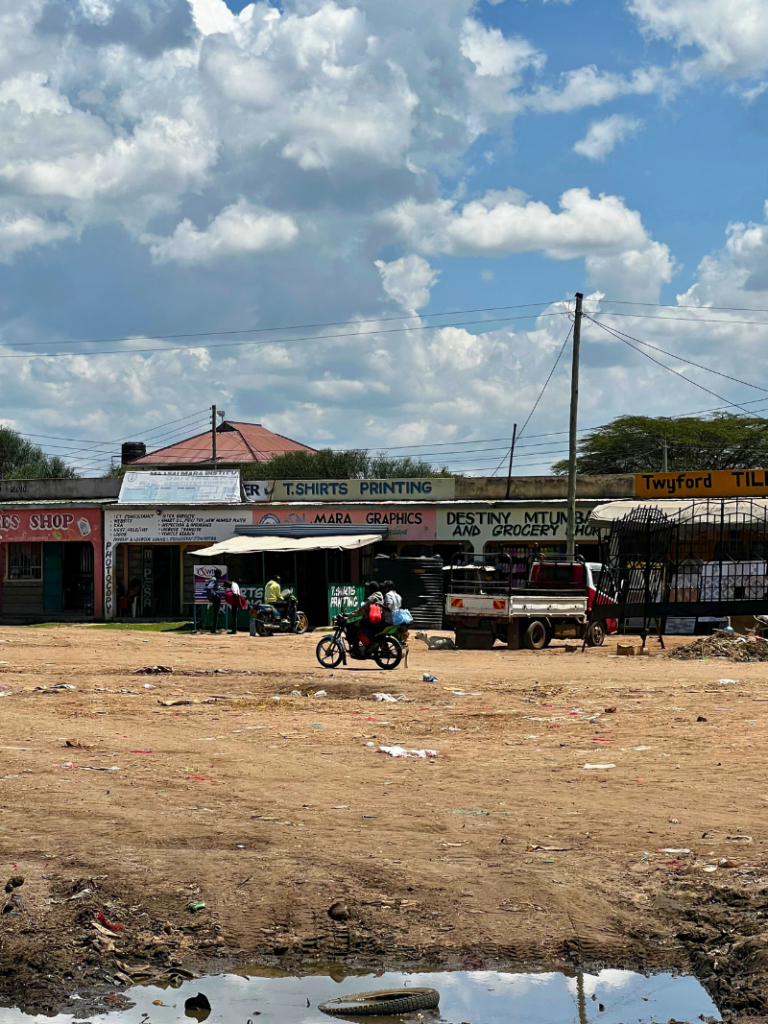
(392, 608), (413, 625)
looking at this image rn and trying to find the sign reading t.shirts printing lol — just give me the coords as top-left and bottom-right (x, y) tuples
(259, 478), (455, 502)
(636, 470), (768, 498)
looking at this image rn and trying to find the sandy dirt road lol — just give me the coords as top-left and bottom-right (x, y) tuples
(0, 625), (767, 1018)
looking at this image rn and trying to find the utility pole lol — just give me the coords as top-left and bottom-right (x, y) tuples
(661, 438), (668, 472)
(505, 422), (517, 499)
(211, 404), (217, 464)
(566, 292), (583, 561)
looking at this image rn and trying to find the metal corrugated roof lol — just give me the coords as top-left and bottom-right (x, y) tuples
(133, 421), (315, 466)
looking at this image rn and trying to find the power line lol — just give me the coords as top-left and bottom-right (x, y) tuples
(0, 301), (561, 351)
(587, 316), (761, 419)
(492, 323), (574, 476)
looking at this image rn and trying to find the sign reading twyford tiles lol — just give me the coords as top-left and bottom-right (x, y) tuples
(635, 470), (768, 498)
(257, 478), (455, 502)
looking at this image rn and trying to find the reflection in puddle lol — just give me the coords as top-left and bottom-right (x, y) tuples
(0, 967), (720, 1024)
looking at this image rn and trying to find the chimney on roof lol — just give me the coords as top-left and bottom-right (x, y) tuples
(121, 441), (146, 464)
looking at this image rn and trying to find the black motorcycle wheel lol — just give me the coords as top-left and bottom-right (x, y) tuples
(316, 636), (344, 669)
(373, 636), (402, 670)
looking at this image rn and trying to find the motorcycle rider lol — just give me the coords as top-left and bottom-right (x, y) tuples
(264, 574), (297, 631)
(352, 580), (384, 648)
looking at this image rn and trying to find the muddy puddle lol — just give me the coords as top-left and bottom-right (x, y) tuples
(0, 968), (720, 1024)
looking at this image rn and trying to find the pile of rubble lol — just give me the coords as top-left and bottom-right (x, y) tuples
(667, 632), (768, 662)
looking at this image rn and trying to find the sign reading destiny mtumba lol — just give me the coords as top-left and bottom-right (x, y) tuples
(635, 470), (768, 498)
(242, 478), (455, 502)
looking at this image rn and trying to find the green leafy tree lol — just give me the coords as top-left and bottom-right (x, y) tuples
(552, 414), (768, 475)
(0, 427), (77, 479)
(242, 447), (452, 479)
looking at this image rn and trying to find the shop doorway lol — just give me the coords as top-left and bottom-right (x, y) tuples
(42, 542), (95, 614)
(141, 546), (181, 617)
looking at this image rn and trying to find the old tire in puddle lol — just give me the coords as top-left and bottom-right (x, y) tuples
(319, 987), (439, 1016)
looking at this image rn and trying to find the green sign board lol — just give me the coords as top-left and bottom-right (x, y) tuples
(328, 583), (364, 622)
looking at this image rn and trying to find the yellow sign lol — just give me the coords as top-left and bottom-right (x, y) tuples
(635, 470), (768, 498)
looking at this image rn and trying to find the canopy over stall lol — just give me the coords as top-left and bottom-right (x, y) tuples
(590, 498), (768, 527)
(189, 533), (383, 557)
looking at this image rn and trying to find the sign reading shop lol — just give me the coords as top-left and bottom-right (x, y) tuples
(437, 507), (598, 549)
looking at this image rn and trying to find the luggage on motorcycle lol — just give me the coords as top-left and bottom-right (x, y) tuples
(368, 604), (382, 624)
(392, 608), (413, 625)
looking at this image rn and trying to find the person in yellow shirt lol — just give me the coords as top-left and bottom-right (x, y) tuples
(264, 575), (282, 605)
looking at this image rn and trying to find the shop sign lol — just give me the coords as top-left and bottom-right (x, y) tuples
(254, 506), (436, 541)
(437, 508), (597, 548)
(193, 565), (228, 605)
(119, 469), (242, 504)
(636, 469), (768, 498)
(0, 507), (99, 542)
(242, 481), (274, 501)
(106, 510), (250, 545)
(263, 478), (455, 502)
(328, 583), (365, 621)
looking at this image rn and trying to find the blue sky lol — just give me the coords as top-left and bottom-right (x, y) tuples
(0, 0), (767, 475)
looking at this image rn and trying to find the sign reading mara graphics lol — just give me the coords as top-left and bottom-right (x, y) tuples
(437, 507), (598, 550)
(255, 507), (435, 541)
(267, 478), (455, 502)
(636, 470), (768, 498)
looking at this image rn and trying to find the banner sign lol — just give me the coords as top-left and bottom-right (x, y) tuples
(0, 507), (98, 542)
(329, 583), (365, 621)
(636, 470), (768, 498)
(436, 507), (598, 550)
(254, 506), (435, 541)
(119, 469), (242, 505)
(247, 478), (455, 502)
(106, 510), (250, 545)
(194, 565), (228, 605)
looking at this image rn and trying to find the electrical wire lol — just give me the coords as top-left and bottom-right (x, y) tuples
(491, 323), (574, 476)
(586, 316), (761, 418)
(0, 310), (570, 361)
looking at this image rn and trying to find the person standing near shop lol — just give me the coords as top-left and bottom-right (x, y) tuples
(205, 569), (225, 634)
(382, 580), (402, 625)
(224, 577), (247, 635)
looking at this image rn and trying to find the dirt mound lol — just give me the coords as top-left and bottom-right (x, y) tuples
(667, 633), (768, 662)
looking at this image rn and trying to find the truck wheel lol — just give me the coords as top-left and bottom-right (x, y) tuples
(585, 620), (606, 647)
(523, 619), (549, 650)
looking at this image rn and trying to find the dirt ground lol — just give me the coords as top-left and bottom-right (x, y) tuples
(2, 625), (768, 1019)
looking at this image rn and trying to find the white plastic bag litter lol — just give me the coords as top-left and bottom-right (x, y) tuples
(378, 745), (438, 759)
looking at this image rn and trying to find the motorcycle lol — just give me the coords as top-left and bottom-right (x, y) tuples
(315, 613), (408, 670)
(251, 592), (309, 636)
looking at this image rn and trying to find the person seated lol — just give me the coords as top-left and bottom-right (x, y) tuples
(382, 580), (402, 625)
(350, 581), (384, 648)
(263, 575), (297, 630)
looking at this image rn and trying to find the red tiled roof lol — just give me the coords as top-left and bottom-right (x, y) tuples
(133, 421), (315, 466)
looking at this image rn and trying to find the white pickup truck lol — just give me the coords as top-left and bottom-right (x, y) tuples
(444, 559), (617, 650)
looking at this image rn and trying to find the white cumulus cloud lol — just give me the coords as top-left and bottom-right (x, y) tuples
(375, 255), (439, 312)
(574, 113), (643, 160)
(142, 198), (298, 263)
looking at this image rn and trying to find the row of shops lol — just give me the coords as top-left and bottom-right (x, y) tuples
(2, 468), (768, 626)
(0, 471), (602, 624)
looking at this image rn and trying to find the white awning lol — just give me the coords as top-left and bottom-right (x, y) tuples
(188, 533), (382, 557)
(590, 498), (768, 526)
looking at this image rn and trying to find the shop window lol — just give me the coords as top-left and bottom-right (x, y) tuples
(8, 543), (42, 580)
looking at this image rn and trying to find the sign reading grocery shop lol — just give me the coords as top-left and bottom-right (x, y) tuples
(436, 507), (597, 549)
(635, 470), (768, 498)
(243, 478), (455, 502)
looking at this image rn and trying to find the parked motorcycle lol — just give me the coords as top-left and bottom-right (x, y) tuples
(315, 613), (407, 670)
(251, 591), (309, 636)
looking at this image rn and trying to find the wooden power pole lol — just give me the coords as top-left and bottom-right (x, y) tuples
(211, 404), (217, 464)
(565, 293), (583, 561)
(505, 423), (517, 499)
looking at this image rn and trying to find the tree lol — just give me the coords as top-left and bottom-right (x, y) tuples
(0, 427), (77, 479)
(551, 414), (768, 476)
(241, 448), (452, 480)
